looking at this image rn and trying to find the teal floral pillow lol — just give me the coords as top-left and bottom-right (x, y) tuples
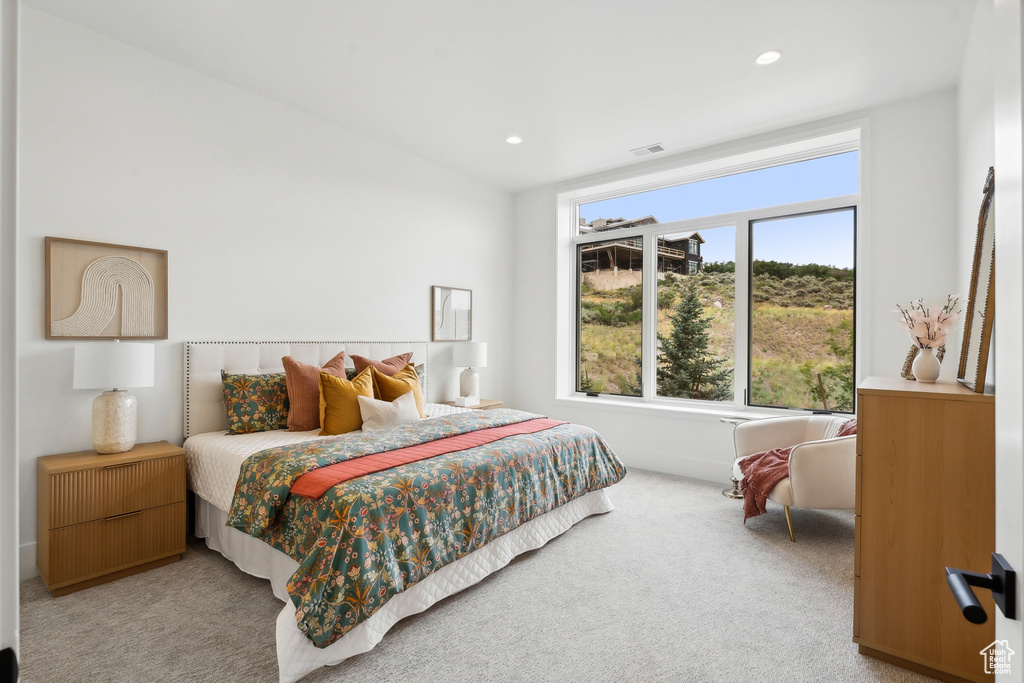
(221, 370), (289, 434)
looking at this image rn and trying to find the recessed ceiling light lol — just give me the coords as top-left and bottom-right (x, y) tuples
(756, 49), (782, 65)
(506, 136), (522, 145)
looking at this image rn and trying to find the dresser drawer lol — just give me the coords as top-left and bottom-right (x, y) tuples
(44, 454), (185, 528)
(43, 501), (186, 587)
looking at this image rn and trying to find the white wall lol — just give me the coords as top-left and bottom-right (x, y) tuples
(510, 88), (960, 483)
(16, 9), (514, 578)
(959, 0), (997, 388)
(0, 0), (18, 665)
(960, 0), (996, 282)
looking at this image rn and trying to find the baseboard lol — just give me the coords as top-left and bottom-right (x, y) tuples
(19, 542), (37, 582)
(615, 446), (730, 485)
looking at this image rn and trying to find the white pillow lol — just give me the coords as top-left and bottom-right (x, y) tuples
(357, 392), (421, 431)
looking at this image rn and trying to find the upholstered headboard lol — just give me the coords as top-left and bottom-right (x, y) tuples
(183, 341), (429, 439)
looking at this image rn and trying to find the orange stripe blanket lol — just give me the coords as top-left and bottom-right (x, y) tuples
(291, 417), (566, 498)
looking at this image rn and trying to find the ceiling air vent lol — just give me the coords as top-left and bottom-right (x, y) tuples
(630, 143), (665, 157)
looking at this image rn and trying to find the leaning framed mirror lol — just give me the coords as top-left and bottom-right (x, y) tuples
(957, 166), (995, 392)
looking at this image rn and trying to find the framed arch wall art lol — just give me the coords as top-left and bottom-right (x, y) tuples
(431, 285), (472, 341)
(45, 237), (168, 340)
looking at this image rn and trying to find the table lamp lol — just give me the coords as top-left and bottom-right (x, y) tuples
(73, 341), (155, 454)
(452, 341), (487, 407)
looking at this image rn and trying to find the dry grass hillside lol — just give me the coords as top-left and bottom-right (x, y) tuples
(579, 268), (854, 409)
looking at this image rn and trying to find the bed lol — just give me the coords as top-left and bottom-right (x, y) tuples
(182, 341), (625, 682)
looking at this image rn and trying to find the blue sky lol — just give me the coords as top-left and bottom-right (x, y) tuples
(580, 151), (858, 268)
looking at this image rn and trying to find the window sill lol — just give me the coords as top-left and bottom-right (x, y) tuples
(555, 394), (826, 422)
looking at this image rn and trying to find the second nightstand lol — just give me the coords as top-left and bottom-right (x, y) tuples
(439, 398), (504, 410)
(37, 441), (187, 596)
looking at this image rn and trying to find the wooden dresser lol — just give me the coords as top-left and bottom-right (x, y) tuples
(37, 441), (187, 596)
(855, 377), (995, 682)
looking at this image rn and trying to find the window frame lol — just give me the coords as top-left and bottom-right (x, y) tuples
(559, 126), (864, 417)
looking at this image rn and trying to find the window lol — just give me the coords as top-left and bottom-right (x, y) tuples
(569, 143), (859, 413)
(577, 237), (644, 396)
(749, 208), (856, 411)
(658, 225), (735, 401)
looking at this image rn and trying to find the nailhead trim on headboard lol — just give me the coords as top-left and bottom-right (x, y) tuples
(183, 341), (430, 439)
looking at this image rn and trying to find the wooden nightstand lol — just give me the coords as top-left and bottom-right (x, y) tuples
(439, 398), (504, 410)
(37, 441), (187, 596)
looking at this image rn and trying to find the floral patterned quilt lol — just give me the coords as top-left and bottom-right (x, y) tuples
(226, 408), (626, 648)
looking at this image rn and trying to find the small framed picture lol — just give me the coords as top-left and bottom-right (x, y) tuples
(431, 286), (472, 341)
(46, 237), (168, 340)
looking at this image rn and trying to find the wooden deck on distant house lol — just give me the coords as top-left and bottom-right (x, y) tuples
(579, 235), (701, 276)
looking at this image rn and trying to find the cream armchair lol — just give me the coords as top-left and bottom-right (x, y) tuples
(732, 415), (856, 542)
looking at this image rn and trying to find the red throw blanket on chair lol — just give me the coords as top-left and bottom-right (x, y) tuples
(739, 419), (857, 522)
(739, 446), (793, 521)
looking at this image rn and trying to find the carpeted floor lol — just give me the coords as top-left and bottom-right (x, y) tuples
(20, 469), (937, 682)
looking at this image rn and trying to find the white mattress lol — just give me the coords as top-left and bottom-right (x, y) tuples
(185, 402), (471, 511)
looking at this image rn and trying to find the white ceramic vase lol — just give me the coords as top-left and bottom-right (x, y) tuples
(912, 347), (941, 383)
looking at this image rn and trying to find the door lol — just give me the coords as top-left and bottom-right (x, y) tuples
(994, 2), (1024, 681)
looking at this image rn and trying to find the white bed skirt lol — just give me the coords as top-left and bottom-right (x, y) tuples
(195, 490), (614, 683)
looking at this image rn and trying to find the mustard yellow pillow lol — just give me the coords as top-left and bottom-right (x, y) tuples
(370, 364), (426, 418)
(319, 368), (374, 435)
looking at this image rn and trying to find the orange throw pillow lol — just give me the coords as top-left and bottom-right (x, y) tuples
(283, 351), (347, 431)
(351, 352), (413, 376)
(370, 364), (426, 418)
(319, 368), (374, 435)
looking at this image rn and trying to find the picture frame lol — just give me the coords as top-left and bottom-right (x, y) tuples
(46, 236), (168, 340)
(431, 285), (472, 341)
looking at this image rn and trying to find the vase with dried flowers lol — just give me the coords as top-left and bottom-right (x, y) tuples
(894, 295), (961, 382)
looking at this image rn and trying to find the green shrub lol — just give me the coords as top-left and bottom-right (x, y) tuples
(702, 261), (735, 274)
(622, 285), (643, 313)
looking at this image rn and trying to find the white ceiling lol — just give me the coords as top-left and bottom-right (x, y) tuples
(24, 0), (977, 193)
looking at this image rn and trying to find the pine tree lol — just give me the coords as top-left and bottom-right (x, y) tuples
(657, 285), (732, 400)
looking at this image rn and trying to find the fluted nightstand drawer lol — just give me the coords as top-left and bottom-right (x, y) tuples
(44, 454), (185, 527)
(44, 501), (186, 588)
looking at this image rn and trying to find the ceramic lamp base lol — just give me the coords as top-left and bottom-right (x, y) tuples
(459, 367), (480, 398)
(92, 390), (137, 454)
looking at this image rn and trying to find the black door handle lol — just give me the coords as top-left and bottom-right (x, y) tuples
(945, 553), (1016, 624)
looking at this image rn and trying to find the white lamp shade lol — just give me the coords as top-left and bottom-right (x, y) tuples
(73, 342), (155, 390)
(452, 342), (487, 368)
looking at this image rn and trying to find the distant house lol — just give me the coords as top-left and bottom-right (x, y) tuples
(579, 216), (704, 276)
